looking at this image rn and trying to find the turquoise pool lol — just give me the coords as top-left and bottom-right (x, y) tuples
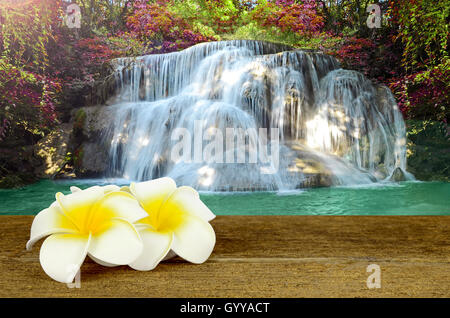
(0, 179), (448, 215)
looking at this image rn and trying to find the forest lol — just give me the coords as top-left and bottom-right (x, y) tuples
(0, 0), (449, 187)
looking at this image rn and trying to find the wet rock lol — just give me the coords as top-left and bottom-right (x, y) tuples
(73, 106), (116, 139)
(389, 167), (407, 182)
(298, 173), (333, 188)
(69, 106), (114, 177)
(75, 142), (109, 177)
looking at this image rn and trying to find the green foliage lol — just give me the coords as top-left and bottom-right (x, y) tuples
(407, 120), (449, 149)
(170, 0), (239, 35)
(223, 0), (328, 48)
(0, 58), (59, 140)
(312, 0), (379, 36)
(0, 1), (62, 141)
(0, 0), (56, 72)
(392, 0), (449, 71)
(229, 22), (295, 45)
(295, 34), (343, 51)
(406, 120), (450, 181)
(386, 0), (449, 121)
(73, 0), (132, 37)
(126, 1), (216, 53)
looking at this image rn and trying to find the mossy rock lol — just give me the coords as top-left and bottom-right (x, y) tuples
(73, 145), (84, 170)
(389, 167), (407, 182)
(73, 109), (87, 136)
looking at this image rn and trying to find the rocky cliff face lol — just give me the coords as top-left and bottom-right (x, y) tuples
(69, 106), (113, 177)
(34, 123), (74, 178)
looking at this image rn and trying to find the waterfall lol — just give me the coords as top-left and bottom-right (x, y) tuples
(98, 40), (410, 191)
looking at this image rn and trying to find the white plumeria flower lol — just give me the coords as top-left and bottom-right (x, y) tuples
(27, 185), (148, 283)
(122, 177), (216, 271)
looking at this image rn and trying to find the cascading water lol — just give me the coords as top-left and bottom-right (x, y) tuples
(99, 40), (411, 191)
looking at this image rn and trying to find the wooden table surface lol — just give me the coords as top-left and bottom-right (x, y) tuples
(0, 215), (449, 297)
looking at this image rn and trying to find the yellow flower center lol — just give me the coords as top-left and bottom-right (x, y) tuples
(139, 201), (185, 233)
(56, 192), (116, 235)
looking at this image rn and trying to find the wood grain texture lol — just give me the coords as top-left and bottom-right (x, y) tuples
(0, 215), (449, 297)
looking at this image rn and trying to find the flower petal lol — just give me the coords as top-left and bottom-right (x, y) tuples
(130, 177), (177, 213)
(56, 186), (105, 228)
(88, 253), (119, 267)
(102, 185), (120, 194)
(70, 186), (82, 193)
(71, 185), (120, 195)
(129, 227), (173, 271)
(91, 191), (148, 224)
(88, 218), (143, 265)
(171, 214), (216, 264)
(39, 233), (90, 283)
(162, 250), (177, 261)
(162, 186), (216, 222)
(120, 186), (131, 193)
(27, 203), (78, 250)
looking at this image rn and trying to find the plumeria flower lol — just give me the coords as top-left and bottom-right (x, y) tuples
(122, 177), (216, 271)
(27, 185), (148, 283)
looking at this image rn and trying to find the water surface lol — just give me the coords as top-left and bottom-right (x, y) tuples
(0, 179), (448, 215)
